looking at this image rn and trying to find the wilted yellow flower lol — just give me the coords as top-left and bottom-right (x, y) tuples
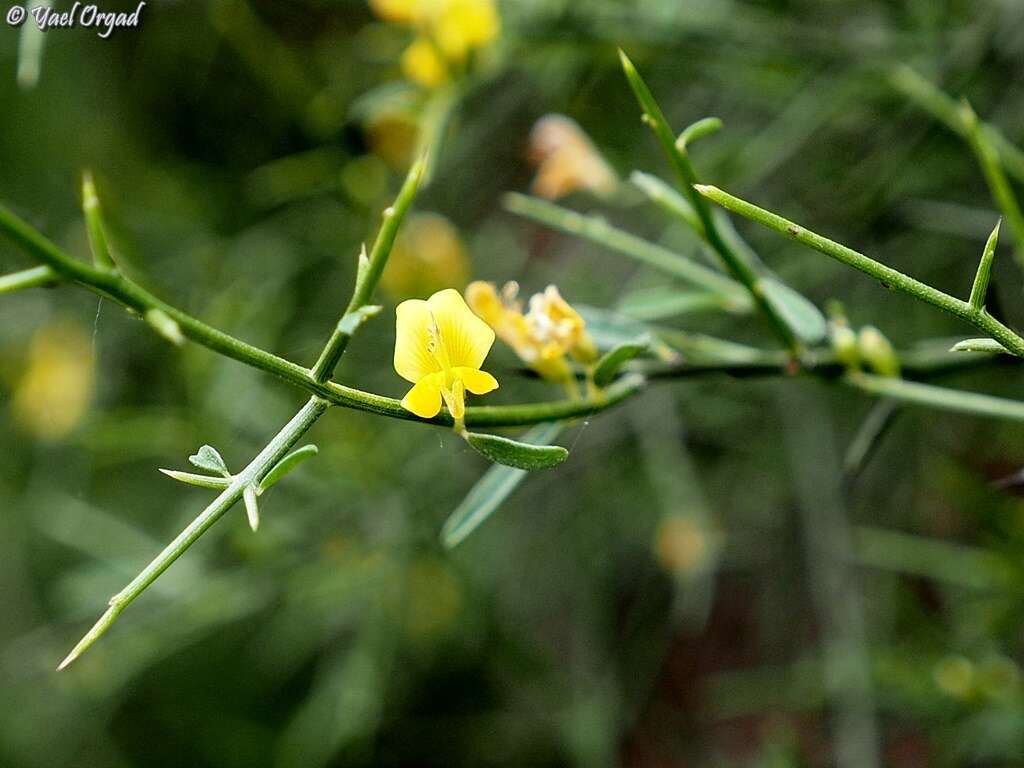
(12, 321), (94, 441)
(369, 0), (500, 88)
(381, 213), (469, 299)
(466, 281), (597, 387)
(394, 288), (499, 424)
(529, 115), (617, 200)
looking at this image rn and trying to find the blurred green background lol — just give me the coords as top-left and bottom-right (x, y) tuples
(5, 0), (1024, 765)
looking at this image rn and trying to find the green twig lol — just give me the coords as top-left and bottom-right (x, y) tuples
(960, 102), (1024, 268)
(889, 65), (1024, 185)
(311, 156), (426, 382)
(694, 184), (1024, 356)
(58, 395), (329, 669)
(619, 50), (802, 354)
(0, 265), (58, 295)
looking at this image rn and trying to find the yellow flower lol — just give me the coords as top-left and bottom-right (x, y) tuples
(432, 0), (500, 61)
(380, 212), (470, 299)
(465, 281), (597, 386)
(12, 321), (94, 441)
(401, 36), (449, 88)
(394, 288), (499, 422)
(370, 0), (500, 88)
(529, 114), (617, 200)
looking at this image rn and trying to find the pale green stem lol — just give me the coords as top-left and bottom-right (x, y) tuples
(960, 102), (1024, 268)
(311, 156), (425, 382)
(889, 65), (1024, 185)
(58, 395), (329, 670)
(695, 184), (1024, 357)
(842, 371), (1024, 422)
(503, 192), (750, 308)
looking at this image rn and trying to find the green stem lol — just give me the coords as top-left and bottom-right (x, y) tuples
(619, 50), (802, 354)
(58, 395), (330, 670)
(311, 156), (425, 382)
(695, 184), (1024, 357)
(0, 265), (58, 294)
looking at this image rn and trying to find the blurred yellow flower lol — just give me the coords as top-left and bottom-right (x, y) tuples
(369, 0), (419, 23)
(529, 115), (617, 200)
(394, 288), (499, 423)
(12, 321), (94, 441)
(369, 0), (500, 88)
(433, 0), (499, 61)
(381, 212), (469, 299)
(466, 281), (597, 386)
(402, 36), (449, 88)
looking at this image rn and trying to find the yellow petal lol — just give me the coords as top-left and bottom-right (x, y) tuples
(394, 298), (442, 383)
(453, 367), (499, 395)
(400, 373), (444, 417)
(427, 288), (495, 370)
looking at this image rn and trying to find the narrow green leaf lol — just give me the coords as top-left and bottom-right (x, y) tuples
(259, 444), (319, 492)
(443, 423), (564, 548)
(243, 485), (260, 531)
(592, 337), (650, 387)
(159, 468), (232, 490)
(189, 445), (229, 475)
(337, 305), (381, 336)
(676, 117), (723, 150)
(81, 171), (116, 269)
(759, 278), (827, 344)
(464, 431), (568, 471)
(969, 219), (1001, 309)
(618, 286), (733, 320)
(619, 49), (678, 162)
(950, 338), (1009, 354)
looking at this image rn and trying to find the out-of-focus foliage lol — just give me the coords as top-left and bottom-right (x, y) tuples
(5, 1), (1024, 766)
